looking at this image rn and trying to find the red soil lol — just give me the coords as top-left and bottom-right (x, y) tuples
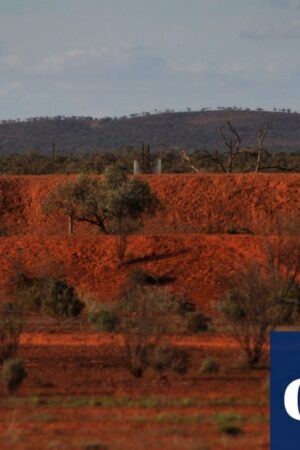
(0, 174), (285, 449)
(0, 334), (269, 450)
(0, 174), (299, 306)
(1, 173), (300, 236)
(0, 233), (266, 307)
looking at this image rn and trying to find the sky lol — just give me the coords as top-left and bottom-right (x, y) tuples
(0, 0), (300, 119)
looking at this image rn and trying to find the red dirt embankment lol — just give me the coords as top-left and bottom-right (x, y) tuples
(0, 234), (264, 306)
(0, 174), (299, 306)
(0, 173), (299, 236)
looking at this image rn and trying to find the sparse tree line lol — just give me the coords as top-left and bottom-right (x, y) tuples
(181, 119), (300, 173)
(0, 106), (298, 125)
(2, 109), (300, 155)
(0, 166), (300, 396)
(0, 146), (300, 174)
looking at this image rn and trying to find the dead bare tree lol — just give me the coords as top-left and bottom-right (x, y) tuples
(219, 119), (241, 173)
(255, 123), (270, 173)
(180, 149), (228, 173)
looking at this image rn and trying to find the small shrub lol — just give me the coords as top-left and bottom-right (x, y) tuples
(89, 308), (118, 332)
(214, 413), (243, 436)
(174, 297), (211, 334)
(42, 279), (85, 318)
(149, 344), (189, 374)
(1, 358), (27, 394)
(199, 357), (220, 374)
(16, 273), (84, 319)
(186, 311), (211, 333)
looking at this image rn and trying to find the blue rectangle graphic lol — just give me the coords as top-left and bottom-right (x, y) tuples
(271, 332), (300, 449)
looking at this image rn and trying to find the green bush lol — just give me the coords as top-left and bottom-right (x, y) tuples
(199, 357), (220, 374)
(1, 358), (27, 394)
(89, 308), (118, 332)
(42, 279), (84, 318)
(16, 273), (84, 319)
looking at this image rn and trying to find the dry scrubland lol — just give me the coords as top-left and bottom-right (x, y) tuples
(0, 173), (299, 449)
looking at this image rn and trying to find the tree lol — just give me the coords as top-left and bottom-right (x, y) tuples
(255, 123), (270, 173)
(217, 255), (299, 367)
(115, 273), (191, 377)
(219, 119), (241, 173)
(43, 166), (160, 260)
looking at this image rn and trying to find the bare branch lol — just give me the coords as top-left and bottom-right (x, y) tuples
(219, 119), (242, 173)
(180, 149), (200, 173)
(255, 123), (270, 173)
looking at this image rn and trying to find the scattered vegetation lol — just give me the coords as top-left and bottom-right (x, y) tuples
(1, 110), (300, 164)
(15, 272), (84, 319)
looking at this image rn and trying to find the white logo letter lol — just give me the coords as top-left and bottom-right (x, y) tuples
(284, 379), (300, 421)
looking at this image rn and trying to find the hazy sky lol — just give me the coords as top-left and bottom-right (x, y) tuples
(0, 0), (300, 119)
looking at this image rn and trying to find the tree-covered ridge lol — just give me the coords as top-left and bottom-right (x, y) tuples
(1, 109), (300, 155)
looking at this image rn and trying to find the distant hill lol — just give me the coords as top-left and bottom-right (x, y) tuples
(1, 109), (300, 154)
